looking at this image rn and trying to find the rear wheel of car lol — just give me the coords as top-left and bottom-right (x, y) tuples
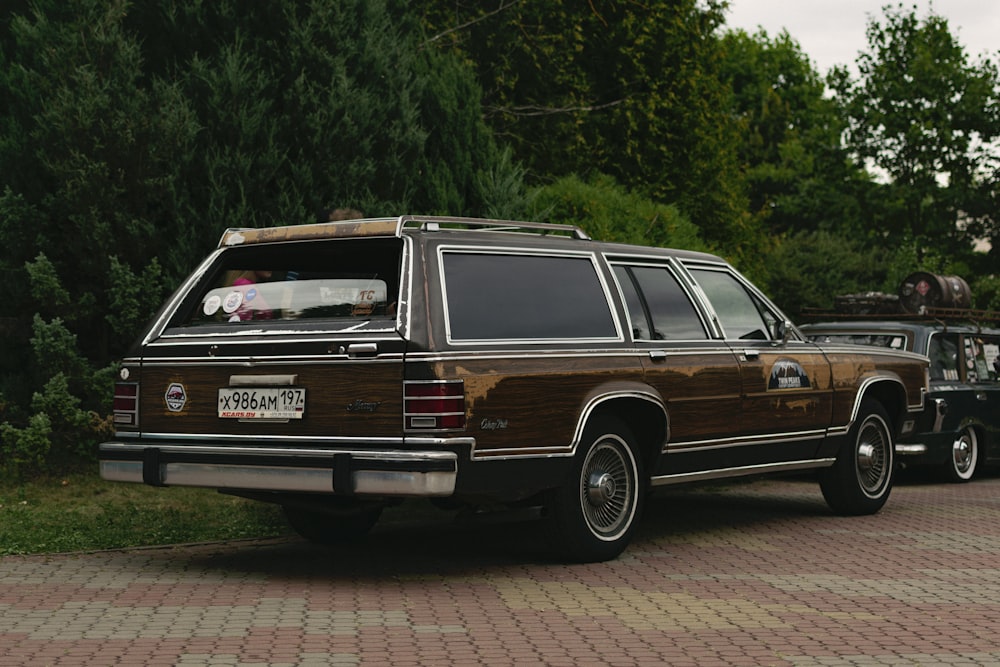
(944, 426), (979, 483)
(283, 504), (382, 545)
(819, 399), (894, 515)
(546, 416), (644, 563)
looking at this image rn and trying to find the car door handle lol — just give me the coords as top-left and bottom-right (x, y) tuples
(347, 343), (379, 358)
(977, 391), (988, 402)
(743, 349), (760, 360)
(649, 350), (667, 362)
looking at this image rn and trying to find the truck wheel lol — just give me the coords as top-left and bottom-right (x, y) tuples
(546, 416), (644, 562)
(283, 505), (382, 545)
(944, 426), (978, 483)
(819, 399), (894, 515)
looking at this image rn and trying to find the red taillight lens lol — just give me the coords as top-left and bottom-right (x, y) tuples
(113, 382), (139, 427)
(404, 380), (465, 431)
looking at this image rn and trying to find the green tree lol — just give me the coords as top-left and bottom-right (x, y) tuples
(767, 231), (909, 317)
(831, 4), (1000, 265)
(528, 173), (708, 252)
(720, 29), (868, 236)
(419, 0), (762, 271)
(0, 0), (511, 474)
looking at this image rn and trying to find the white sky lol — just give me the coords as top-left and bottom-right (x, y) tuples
(723, 1), (1000, 75)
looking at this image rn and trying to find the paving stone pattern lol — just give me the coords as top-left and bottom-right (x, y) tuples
(2, 474), (1000, 666)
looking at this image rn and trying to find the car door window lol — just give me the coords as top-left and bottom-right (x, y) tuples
(966, 335), (1000, 383)
(928, 334), (960, 381)
(612, 265), (707, 340)
(689, 268), (775, 341)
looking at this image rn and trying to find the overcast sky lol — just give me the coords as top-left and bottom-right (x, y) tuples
(723, 1), (999, 75)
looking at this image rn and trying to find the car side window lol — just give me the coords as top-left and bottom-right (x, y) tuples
(613, 265), (707, 340)
(689, 268), (775, 341)
(928, 334), (960, 381)
(442, 252), (618, 341)
(965, 335), (1000, 383)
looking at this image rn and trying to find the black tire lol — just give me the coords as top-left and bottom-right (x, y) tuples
(546, 416), (644, 562)
(283, 504), (382, 545)
(819, 398), (895, 515)
(944, 426), (979, 483)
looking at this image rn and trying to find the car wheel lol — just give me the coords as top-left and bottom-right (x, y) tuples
(283, 504), (382, 545)
(819, 398), (894, 515)
(944, 426), (979, 483)
(546, 416), (644, 562)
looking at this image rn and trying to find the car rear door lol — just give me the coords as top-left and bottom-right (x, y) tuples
(607, 259), (744, 475)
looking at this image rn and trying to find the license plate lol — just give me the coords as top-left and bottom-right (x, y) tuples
(217, 387), (306, 420)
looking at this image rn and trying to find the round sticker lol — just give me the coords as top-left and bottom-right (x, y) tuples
(203, 294), (222, 316)
(246, 287), (258, 302)
(228, 314), (242, 322)
(222, 291), (244, 313)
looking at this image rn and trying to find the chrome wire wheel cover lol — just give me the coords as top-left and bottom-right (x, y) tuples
(579, 438), (636, 539)
(855, 416), (891, 496)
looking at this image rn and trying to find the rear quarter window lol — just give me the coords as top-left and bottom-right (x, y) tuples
(441, 251), (619, 342)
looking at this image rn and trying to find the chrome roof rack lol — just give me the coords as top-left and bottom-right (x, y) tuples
(216, 215), (591, 247)
(401, 215), (590, 240)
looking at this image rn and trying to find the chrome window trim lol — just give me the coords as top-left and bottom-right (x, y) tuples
(604, 256), (716, 343)
(143, 248), (225, 345)
(436, 244), (624, 346)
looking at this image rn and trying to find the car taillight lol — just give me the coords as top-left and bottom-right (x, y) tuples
(113, 382), (139, 427)
(404, 380), (465, 431)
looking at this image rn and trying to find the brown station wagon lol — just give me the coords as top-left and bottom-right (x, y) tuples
(100, 216), (931, 561)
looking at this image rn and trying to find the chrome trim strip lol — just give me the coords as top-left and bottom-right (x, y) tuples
(143, 249), (224, 345)
(402, 348), (738, 362)
(852, 375), (925, 416)
(229, 374), (297, 386)
(896, 443), (928, 455)
(573, 390), (667, 453)
(115, 432), (476, 448)
(137, 356), (406, 366)
(152, 328), (400, 343)
(650, 458), (836, 486)
(662, 429), (827, 454)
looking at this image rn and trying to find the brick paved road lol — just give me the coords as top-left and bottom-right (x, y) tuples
(2, 472), (1000, 666)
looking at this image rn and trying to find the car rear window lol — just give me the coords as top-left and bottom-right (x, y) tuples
(172, 238), (402, 328)
(441, 251), (618, 341)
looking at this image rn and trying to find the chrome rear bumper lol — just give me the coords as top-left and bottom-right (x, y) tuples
(99, 441), (458, 496)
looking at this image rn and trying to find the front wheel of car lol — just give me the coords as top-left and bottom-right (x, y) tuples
(545, 416), (644, 563)
(283, 504), (382, 545)
(944, 426), (979, 483)
(819, 398), (894, 515)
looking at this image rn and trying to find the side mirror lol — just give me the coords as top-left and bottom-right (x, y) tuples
(772, 320), (792, 343)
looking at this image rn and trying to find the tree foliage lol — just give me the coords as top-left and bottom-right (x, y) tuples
(2, 0), (999, 476)
(528, 173), (708, 252)
(720, 29), (867, 236)
(419, 0), (762, 270)
(831, 3), (1000, 263)
(0, 0), (505, 474)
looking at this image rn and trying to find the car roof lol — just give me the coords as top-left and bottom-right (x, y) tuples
(800, 320), (1000, 336)
(214, 215), (725, 263)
